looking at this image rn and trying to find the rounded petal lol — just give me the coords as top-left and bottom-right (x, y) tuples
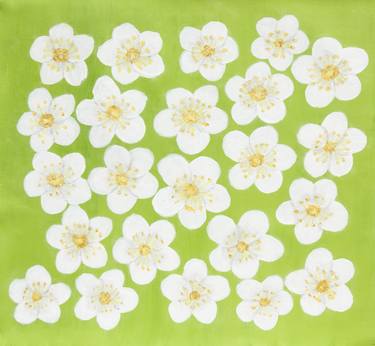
(245, 62), (271, 80)
(72, 35), (94, 60)
(107, 190), (137, 214)
(332, 259), (355, 284)
(297, 124), (326, 149)
(183, 259), (207, 280)
(49, 23), (73, 39)
(277, 15), (299, 35)
(64, 61), (88, 86)
(271, 74), (294, 100)
(301, 294), (326, 316)
(239, 210), (269, 235)
(128, 148), (154, 177)
(82, 243), (108, 268)
(168, 302), (191, 323)
(274, 144), (296, 171)
(194, 85), (218, 106)
(152, 187), (184, 217)
(76, 99), (101, 126)
(277, 291), (294, 315)
(232, 259), (259, 279)
(96, 311), (120, 330)
(205, 184), (230, 212)
(347, 128), (367, 153)
(231, 103), (257, 125)
(276, 201), (296, 225)
(74, 297), (96, 320)
(314, 179), (337, 206)
(178, 207), (207, 230)
(335, 75), (361, 101)
(53, 118), (80, 146)
(17, 112), (40, 136)
(176, 131), (210, 155)
(254, 312), (278, 330)
(306, 84), (335, 108)
(136, 55), (164, 78)
(112, 238), (133, 264)
(153, 109), (178, 137)
(56, 249), (81, 274)
(30, 129), (54, 152)
(93, 75), (121, 101)
(256, 17), (277, 37)
(112, 23), (140, 42)
(88, 167), (112, 195)
(269, 53), (293, 71)
(236, 301), (255, 322)
(26, 265), (51, 286)
(112, 64), (139, 85)
(258, 100), (286, 124)
(312, 37), (342, 59)
(157, 153), (188, 182)
(122, 213), (149, 238)
(40, 61), (64, 85)
(291, 55), (315, 84)
(121, 89), (147, 113)
(89, 124), (115, 148)
(295, 224), (323, 244)
(62, 205), (89, 227)
(90, 216), (113, 240)
(41, 194), (67, 214)
(251, 37), (269, 59)
(207, 215), (236, 244)
(202, 21), (228, 41)
(257, 235), (284, 262)
(321, 201), (348, 232)
(220, 36), (239, 63)
(63, 178), (91, 205)
(161, 274), (186, 300)
(285, 269), (309, 294)
(118, 287), (138, 312)
(289, 178), (314, 202)
(150, 220), (176, 245)
(209, 247), (231, 272)
(24, 171), (44, 197)
(30, 36), (51, 63)
(205, 107), (228, 134)
(250, 125), (278, 151)
(236, 279), (262, 300)
(192, 301), (217, 324)
(116, 117), (145, 144)
(225, 76), (245, 102)
(130, 173), (158, 199)
(229, 164), (255, 190)
(204, 275), (230, 301)
(129, 262), (156, 285)
(104, 145), (130, 170)
(304, 150), (330, 177)
(166, 88), (192, 108)
(305, 248), (333, 272)
(50, 94), (75, 119)
(199, 63), (226, 82)
(75, 273), (100, 295)
(156, 247), (180, 271)
(179, 26), (201, 50)
(290, 30), (309, 54)
(9, 279), (27, 303)
(222, 130), (249, 162)
(28, 88), (52, 113)
(38, 303), (61, 323)
(49, 283), (71, 304)
(139, 31), (162, 55)
(14, 304), (37, 324)
(100, 269), (124, 287)
(341, 47), (368, 74)
(190, 156), (220, 182)
(179, 51), (200, 73)
(254, 170), (283, 193)
(326, 285), (353, 312)
(97, 39), (117, 66)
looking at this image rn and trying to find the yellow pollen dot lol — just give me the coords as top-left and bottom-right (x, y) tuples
(139, 244), (151, 256)
(249, 86), (268, 102)
(189, 290), (201, 301)
(201, 45), (215, 57)
(32, 291), (42, 302)
(183, 183), (199, 198)
(249, 153), (264, 167)
(316, 280), (330, 293)
(236, 241), (249, 253)
(38, 113), (54, 128)
(306, 204), (321, 217)
(106, 105), (122, 120)
(52, 48), (69, 62)
(274, 38), (284, 48)
(321, 64), (340, 81)
(125, 48), (140, 63)
(47, 173), (64, 188)
(259, 297), (271, 307)
(323, 141), (336, 153)
(73, 234), (88, 248)
(115, 172), (128, 186)
(182, 110), (199, 124)
(99, 291), (111, 305)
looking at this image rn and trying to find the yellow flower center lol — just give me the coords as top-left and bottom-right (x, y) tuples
(306, 204), (321, 217)
(249, 86), (268, 102)
(259, 297), (271, 307)
(125, 48), (141, 63)
(323, 141), (336, 153)
(201, 45), (215, 57)
(182, 110), (199, 124)
(38, 113), (54, 128)
(99, 291), (112, 305)
(316, 280), (330, 293)
(115, 172), (128, 186)
(32, 291), (42, 302)
(236, 241), (249, 253)
(52, 48), (69, 62)
(321, 65), (340, 81)
(47, 173), (64, 188)
(189, 290), (201, 301)
(274, 39), (285, 48)
(72, 234), (88, 248)
(183, 183), (199, 198)
(139, 244), (151, 256)
(106, 105), (122, 120)
(249, 153), (264, 167)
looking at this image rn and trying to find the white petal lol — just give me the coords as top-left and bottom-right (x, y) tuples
(112, 23), (140, 42)
(130, 173), (158, 199)
(291, 55), (315, 84)
(112, 238), (134, 264)
(157, 154), (190, 185)
(30, 36), (51, 63)
(271, 74), (294, 100)
(236, 301), (255, 322)
(74, 297), (96, 320)
(50, 94), (75, 120)
(179, 51), (200, 73)
(17, 112), (39, 136)
(346, 128), (367, 153)
(97, 39), (117, 66)
(290, 30), (309, 54)
(273, 144), (296, 171)
(24, 171), (44, 196)
(118, 287), (138, 312)
(63, 178), (91, 205)
(56, 249), (81, 273)
(250, 125), (278, 150)
(341, 47), (368, 74)
(295, 224), (323, 245)
(194, 85), (218, 105)
(256, 17), (277, 37)
(14, 304), (37, 324)
(64, 62), (88, 86)
(93, 75), (121, 101)
(239, 210), (269, 235)
(168, 302), (192, 323)
(251, 37), (269, 59)
(179, 26), (201, 50)
(33, 150), (60, 171)
(232, 103), (257, 125)
(116, 117), (145, 144)
(166, 88), (192, 108)
(161, 274), (186, 300)
(254, 312), (278, 330)
(207, 215), (236, 244)
(269, 53), (293, 71)
(129, 262), (156, 285)
(326, 285), (353, 312)
(190, 156), (220, 182)
(205, 107), (228, 134)
(277, 15), (299, 35)
(139, 31), (162, 55)
(204, 275), (230, 301)
(258, 100), (286, 124)
(301, 294), (326, 316)
(75, 273), (100, 295)
(104, 145), (130, 170)
(321, 201), (348, 232)
(220, 37), (238, 63)
(305, 248), (333, 272)
(28, 88), (52, 113)
(112, 64), (140, 84)
(72, 35), (94, 60)
(89, 124), (115, 148)
(314, 179), (337, 206)
(49, 23), (74, 39)
(222, 130), (249, 162)
(82, 243), (108, 268)
(122, 214), (149, 238)
(202, 21), (228, 41)
(289, 178), (314, 203)
(46, 225), (65, 249)
(229, 164), (255, 190)
(150, 220), (176, 245)
(152, 187), (183, 217)
(257, 235), (284, 262)
(209, 247), (231, 272)
(122, 90), (147, 113)
(154, 109), (178, 137)
(157, 247), (180, 272)
(276, 201), (296, 225)
(332, 259), (355, 284)
(276, 291), (294, 315)
(183, 259), (207, 280)
(96, 311), (120, 330)
(136, 55), (164, 78)
(199, 63), (226, 81)
(76, 99), (101, 126)
(312, 37), (342, 59)
(49, 283), (71, 304)
(30, 129), (54, 152)
(128, 147), (154, 177)
(232, 259), (259, 279)
(254, 170), (283, 193)
(176, 131), (210, 155)
(306, 84), (335, 108)
(297, 124), (326, 149)
(53, 118), (80, 146)
(41, 61), (64, 85)
(41, 194), (67, 214)
(205, 184), (230, 212)
(263, 275), (284, 291)
(107, 190), (137, 214)
(285, 269), (309, 294)
(193, 302), (217, 324)
(62, 205), (89, 226)
(236, 279), (262, 300)
(90, 216), (113, 240)
(225, 76), (245, 102)
(26, 265), (51, 286)
(245, 62), (271, 80)
(335, 75), (361, 101)
(88, 167), (112, 195)
(178, 207), (207, 230)
(304, 150), (329, 178)
(9, 279), (27, 303)
(100, 269), (124, 287)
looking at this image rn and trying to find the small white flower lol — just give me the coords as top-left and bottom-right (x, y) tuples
(292, 37), (368, 108)
(113, 214), (180, 285)
(251, 14), (309, 71)
(17, 88), (79, 152)
(24, 151), (91, 214)
(298, 112), (367, 177)
(97, 23), (164, 84)
(30, 23), (94, 86)
(46, 206), (112, 274)
(154, 85), (228, 154)
(77, 76), (147, 148)
(161, 259), (230, 324)
(152, 154), (230, 230)
(179, 21), (238, 81)
(9, 265), (71, 324)
(88, 145), (158, 214)
(223, 126), (296, 193)
(276, 178), (348, 244)
(285, 248), (354, 316)
(208, 211), (284, 279)
(75, 270), (138, 330)
(236, 275), (293, 330)
(225, 62), (294, 125)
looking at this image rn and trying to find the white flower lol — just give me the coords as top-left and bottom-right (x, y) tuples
(225, 62), (294, 125)
(208, 211), (284, 279)
(298, 112), (367, 177)
(276, 178), (348, 244)
(152, 154), (230, 230)
(223, 126), (296, 193)
(76, 76), (147, 148)
(154, 85), (228, 154)
(161, 259), (230, 324)
(179, 21), (238, 81)
(75, 270), (138, 330)
(236, 275), (293, 330)
(251, 15), (309, 71)
(88, 145), (158, 214)
(113, 214), (180, 285)
(285, 248), (354, 316)
(24, 152), (91, 214)
(292, 37), (368, 108)
(30, 23), (94, 86)
(46, 206), (112, 274)
(9, 265), (70, 324)
(17, 88), (79, 152)
(97, 23), (164, 84)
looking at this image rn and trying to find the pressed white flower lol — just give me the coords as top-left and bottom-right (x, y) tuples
(77, 76), (147, 148)
(285, 248), (354, 316)
(297, 112), (367, 177)
(113, 214), (180, 285)
(161, 259), (230, 324)
(276, 178), (348, 244)
(9, 265), (71, 324)
(46, 206), (112, 274)
(88, 145), (158, 214)
(97, 23), (164, 84)
(154, 85), (228, 154)
(17, 88), (79, 152)
(179, 21), (238, 81)
(223, 126), (296, 193)
(24, 151), (91, 214)
(292, 37), (368, 108)
(236, 275), (293, 330)
(208, 211), (284, 279)
(251, 14), (309, 71)
(30, 23), (94, 86)
(152, 154), (230, 230)
(75, 270), (138, 330)
(225, 62), (294, 125)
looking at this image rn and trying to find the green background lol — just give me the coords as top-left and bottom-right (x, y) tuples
(0, 0), (374, 345)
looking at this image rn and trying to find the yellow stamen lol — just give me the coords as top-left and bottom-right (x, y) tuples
(47, 173), (64, 188)
(316, 280), (329, 293)
(99, 291), (111, 305)
(38, 113), (54, 128)
(72, 235), (88, 248)
(106, 105), (122, 120)
(236, 241), (249, 253)
(183, 183), (199, 198)
(125, 48), (140, 63)
(274, 39), (284, 48)
(115, 172), (128, 186)
(32, 291), (42, 302)
(182, 110), (199, 124)
(306, 204), (321, 217)
(321, 65), (339, 81)
(201, 45), (215, 57)
(53, 48), (69, 62)
(189, 290), (200, 300)
(259, 297), (271, 307)
(139, 244), (151, 256)
(323, 142), (336, 153)
(249, 86), (268, 102)
(249, 153), (264, 167)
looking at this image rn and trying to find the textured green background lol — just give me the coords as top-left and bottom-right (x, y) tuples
(0, 0), (374, 345)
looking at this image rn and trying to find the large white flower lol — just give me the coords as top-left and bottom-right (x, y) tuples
(208, 211), (284, 279)
(292, 37), (368, 108)
(225, 62), (294, 125)
(223, 126), (296, 193)
(276, 178), (348, 244)
(30, 23), (94, 86)
(24, 152), (91, 214)
(236, 275), (293, 330)
(152, 154), (230, 230)
(75, 270), (138, 330)
(97, 23), (164, 84)
(154, 86), (228, 155)
(285, 248), (354, 316)
(251, 15), (309, 71)
(161, 259), (230, 324)
(88, 145), (158, 214)
(76, 76), (147, 148)
(297, 112), (367, 177)
(46, 206), (112, 274)
(113, 214), (180, 285)
(179, 21), (239, 81)
(9, 265), (70, 324)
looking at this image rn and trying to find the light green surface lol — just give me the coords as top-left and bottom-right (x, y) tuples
(0, 0), (374, 345)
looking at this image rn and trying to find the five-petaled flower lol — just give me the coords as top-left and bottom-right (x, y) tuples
(154, 85), (228, 154)
(276, 178), (348, 244)
(97, 23), (164, 84)
(285, 248), (354, 316)
(30, 23), (94, 86)
(161, 259), (230, 324)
